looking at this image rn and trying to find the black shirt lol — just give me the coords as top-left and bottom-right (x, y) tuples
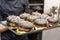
(0, 0), (30, 20)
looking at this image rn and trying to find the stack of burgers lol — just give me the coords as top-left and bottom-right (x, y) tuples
(7, 12), (51, 34)
(7, 15), (34, 34)
(19, 12), (41, 24)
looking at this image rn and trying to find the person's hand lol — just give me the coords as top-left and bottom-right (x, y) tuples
(0, 24), (8, 32)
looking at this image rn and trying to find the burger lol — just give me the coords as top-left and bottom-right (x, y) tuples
(47, 18), (58, 26)
(16, 21), (34, 34)
(7, 15), (21, 27)
(34, 19), (48, 30)
(19, 12), (31, 21)
(17, 21), (34, 32)
(7, 15), (34, 34)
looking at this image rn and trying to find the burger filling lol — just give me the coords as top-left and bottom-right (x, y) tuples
(34, 23), (48, 28)
(7, 21), (17, 27)
(18, 27), (32, 32)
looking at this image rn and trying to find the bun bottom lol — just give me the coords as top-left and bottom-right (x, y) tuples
(16, 29), (26, 34)
(16, 28), (34, 34)
(35, 27), (46, 30)
(34, 25), (46, 30)
(49, 22), (58, 26)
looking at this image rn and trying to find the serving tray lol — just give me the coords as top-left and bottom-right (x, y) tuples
(1, 21), (59, 36)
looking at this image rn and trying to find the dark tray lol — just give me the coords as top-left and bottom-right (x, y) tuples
(1, 21), (60, 36)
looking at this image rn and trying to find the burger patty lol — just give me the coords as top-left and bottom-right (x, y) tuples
(8, 21), (17, 27)
(18, 27), (31, 32)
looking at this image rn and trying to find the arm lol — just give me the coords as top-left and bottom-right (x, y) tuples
(0, 24), (8, 32)
(0, 13), (8, 32)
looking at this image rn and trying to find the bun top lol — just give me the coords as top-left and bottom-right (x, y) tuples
(14, 18), (24, 24)
(35, 19), (47, 24)
(7, 15), (17, 21)
(20, 13), (30, 18)
(7, 15), (34, 28)
(48, 18), (58, 23)
(32, 11), (41, 16)
(27, 15), (40, 21)
(7, 15), (21, 23)
(18, 21), (34, 28)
